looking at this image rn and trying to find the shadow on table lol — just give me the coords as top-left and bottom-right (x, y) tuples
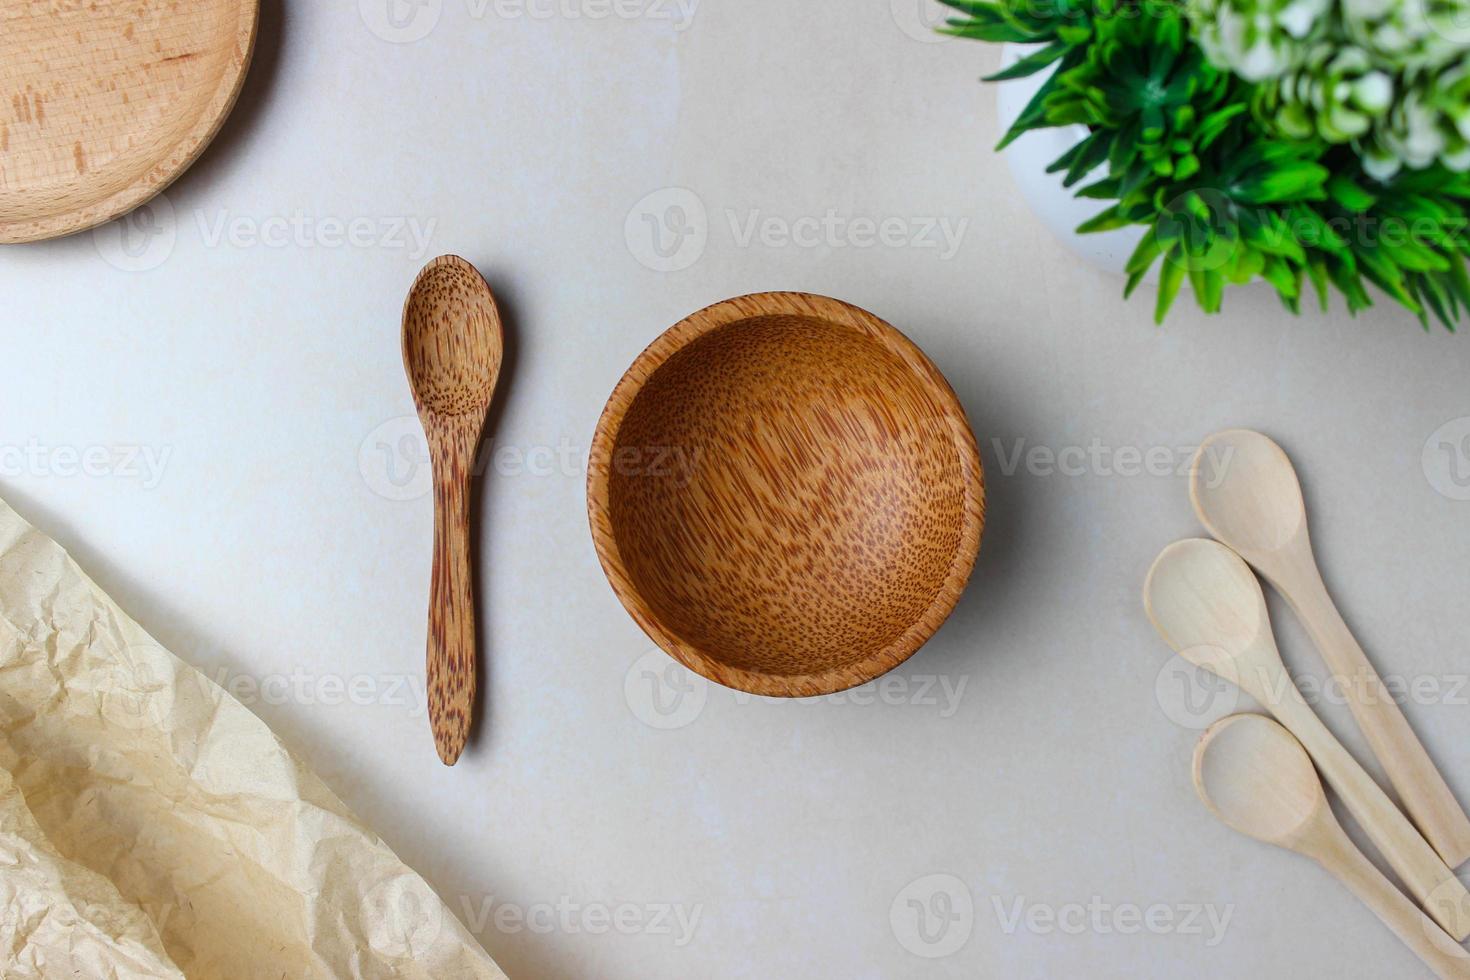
(913, 338), (1032, 683)
(460, 265), (523, 760)
(169, 0), (288, 199)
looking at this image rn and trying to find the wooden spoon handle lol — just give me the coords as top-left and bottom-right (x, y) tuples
(1288, 565), (1470, 870)
(427, 464), (476, 765)
(1311, 819), (1470, 979)
(1273, 684), (1470, 940)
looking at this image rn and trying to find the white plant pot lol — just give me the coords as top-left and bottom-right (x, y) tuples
(995, 43), (1153, 283)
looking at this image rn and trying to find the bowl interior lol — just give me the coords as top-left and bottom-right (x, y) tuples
(603, 310), (977, 690)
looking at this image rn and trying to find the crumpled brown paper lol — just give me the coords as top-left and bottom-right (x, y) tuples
(0, 496), (507, 979)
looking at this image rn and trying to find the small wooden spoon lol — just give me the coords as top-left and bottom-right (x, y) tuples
(1192, 428), (1470, 869)
(402, 255), (503, 765)
(1194, 714), (1470, 979)
(1145, 539), (1470, 940)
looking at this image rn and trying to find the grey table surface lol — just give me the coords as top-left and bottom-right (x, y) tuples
(3, 2), (1469, 977)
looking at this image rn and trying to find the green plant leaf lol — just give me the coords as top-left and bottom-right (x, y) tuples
(984, 41), (1068, 81)
(941, 19), (1035, 43)
(1329, 259), (1372, 313)
(1445, 252), (1470, 312)
(1285, 204), (1347, 255)
(1306, 256), (1331, 311)
(1122, 232), (1162, 299)
(1260, 256), (1300, 301)
(1418, 273), (1455, 330)
(1232, 161), (1330, 204)
(1064, 133), (1113, 186)
(935, 0), (1002, 14)
(1076, 176), (1122, 199)
(1326, 175), (1377, 213)
(995, 74), (1058, 150)
(1076, 204), (1132, 234)
(1046, 138), (1088, 176)
(1155, 253), (1186, 324)
(1238, 208), (1307, 264)
(1358, 247), (1422, 313)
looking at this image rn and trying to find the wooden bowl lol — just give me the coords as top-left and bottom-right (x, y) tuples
(588, 293), (985, 697)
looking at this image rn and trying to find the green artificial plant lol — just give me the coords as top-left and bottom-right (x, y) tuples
(943, 0), (1470, 328)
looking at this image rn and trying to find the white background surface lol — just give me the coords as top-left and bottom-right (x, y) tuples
(5, 2), (1470, 977)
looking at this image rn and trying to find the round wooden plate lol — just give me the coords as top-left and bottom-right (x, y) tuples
(0, 0), (259, 244)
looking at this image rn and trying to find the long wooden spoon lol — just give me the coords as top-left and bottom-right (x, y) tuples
(1194, 714), (1470, 979)
(402, 255), (503, 765)
(1192, 428), (1470, 868)
(1145, 539), (1470, 940)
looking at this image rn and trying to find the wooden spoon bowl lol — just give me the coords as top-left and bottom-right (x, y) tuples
(1195, 713), (1325, 847)
(588, 293), (985, 697)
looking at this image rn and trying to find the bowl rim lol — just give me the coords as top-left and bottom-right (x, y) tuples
(586, 291), (986, 698)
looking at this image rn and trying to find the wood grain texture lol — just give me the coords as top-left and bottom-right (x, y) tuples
(402, 255), (503, 766)
(1193, 429), (1470, 869)
(0, 0), (258, 244)
(587, 292), (985, 698)
(1195, 714), (1470, 980)
(1146, 538), (1470, 941)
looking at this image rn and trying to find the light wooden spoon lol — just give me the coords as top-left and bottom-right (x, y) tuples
(1192, 428), (1470, 869)
(1145, 539), (1470, 940)
(402, 255), (503, 766)
(1194, 714), (1470, 979)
